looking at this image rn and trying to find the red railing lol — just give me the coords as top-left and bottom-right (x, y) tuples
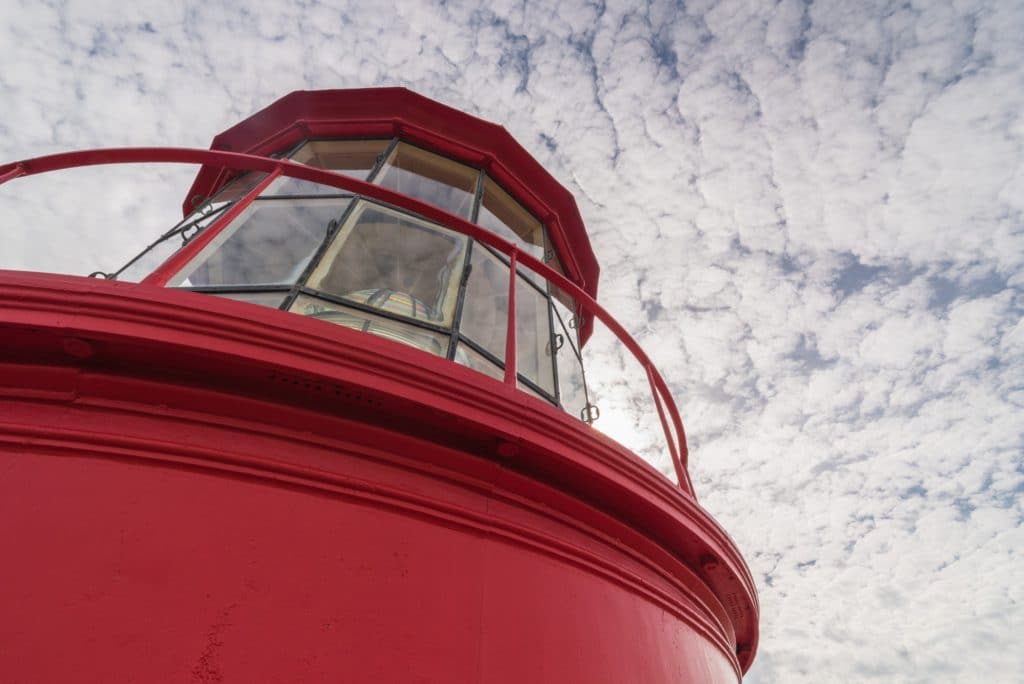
(0, 148), (694, 493)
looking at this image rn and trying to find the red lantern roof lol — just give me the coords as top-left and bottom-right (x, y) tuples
(185, 88), (600, 305)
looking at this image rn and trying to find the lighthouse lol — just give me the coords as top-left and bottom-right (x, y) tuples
(0, 89), (758, 682)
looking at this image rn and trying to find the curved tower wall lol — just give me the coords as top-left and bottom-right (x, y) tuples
(0, 88), (758, 682)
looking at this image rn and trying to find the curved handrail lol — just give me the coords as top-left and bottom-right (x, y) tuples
(0, 147), (694, 494)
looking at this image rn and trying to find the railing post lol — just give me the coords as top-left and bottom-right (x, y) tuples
(646, 364), (687, 489)
(504, 247), (518, 386)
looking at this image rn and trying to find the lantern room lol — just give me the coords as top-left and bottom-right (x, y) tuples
(0, 88), (758, 683)
(114, 89), (598, 415)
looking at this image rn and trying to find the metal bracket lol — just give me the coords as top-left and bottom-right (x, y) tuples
(546, 333), (564, 356)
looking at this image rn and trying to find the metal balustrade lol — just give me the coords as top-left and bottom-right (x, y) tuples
(0, 148), (694, 493)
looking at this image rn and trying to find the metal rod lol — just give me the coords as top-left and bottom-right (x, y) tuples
(144, 166), (283, 286)
(0, 146), (693, 492)
(503, 248), (518, 386)
(647, 364), (686, 488)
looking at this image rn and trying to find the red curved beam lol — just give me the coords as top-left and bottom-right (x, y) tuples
(0, 147), (693, 492)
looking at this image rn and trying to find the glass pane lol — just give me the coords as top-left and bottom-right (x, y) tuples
(167, 198), (349, 287)
(460, 245), (510, 361)
(186, 171), (267, 211)
(374, 143), (478, 218)
(264, 139), (391, 196)
(544, 249), (577, 309)
(117, 174), (267, 282)
(290, 294), (447, 357)
(454, 342), (504, 381)
(581, 321), (675, 478)
(291, 139), (390, 178)
(211, 291), (288, 308)
(544, 236), (564, 275)
(478, 176), (551, 287)
(117, 241), (181, 282)
(477, 176), (545, 257)
(262, 178), (353, 197)
(305, 201), (468, 326)
(518, 380), (554, 404)
(550, 282), (581, 342)
(552, 295), (588, 418)
(516, 270), (556, 397)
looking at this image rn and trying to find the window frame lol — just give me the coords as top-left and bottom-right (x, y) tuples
(143, 136), (587, 411)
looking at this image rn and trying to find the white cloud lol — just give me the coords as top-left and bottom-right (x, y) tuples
(1, 1), (1021, 682)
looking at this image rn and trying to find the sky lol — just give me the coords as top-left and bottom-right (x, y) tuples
(1, 1), (1022, 682)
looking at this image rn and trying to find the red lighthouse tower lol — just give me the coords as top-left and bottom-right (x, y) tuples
(0, 89), (758, 682)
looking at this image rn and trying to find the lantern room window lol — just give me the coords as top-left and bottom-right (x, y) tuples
(115, 172), (271, 283)
(289, 293), (449, 357)
(264, 139), (391, 197)
(167, 198), (349, 288)
(373, 143), (478, 219)
(459, 245), (510, 362)
(123, 135), (592, 412)
(477, 176), (545, 262)
(290, 139), (389, 179)
(305, 202), (468, 326)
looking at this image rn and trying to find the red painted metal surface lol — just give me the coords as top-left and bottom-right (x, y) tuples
(0, 89), (758, 681)
(4, 450), (738, 683)
(0, 146), (690, 485)
(0, 272), (758, 680)
(504, 247), (519, 385)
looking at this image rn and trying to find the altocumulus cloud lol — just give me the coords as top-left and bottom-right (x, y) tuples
(1, 1), (1021, 682)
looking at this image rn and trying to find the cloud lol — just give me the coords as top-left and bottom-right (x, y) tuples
(1, 1), (1021, 681)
